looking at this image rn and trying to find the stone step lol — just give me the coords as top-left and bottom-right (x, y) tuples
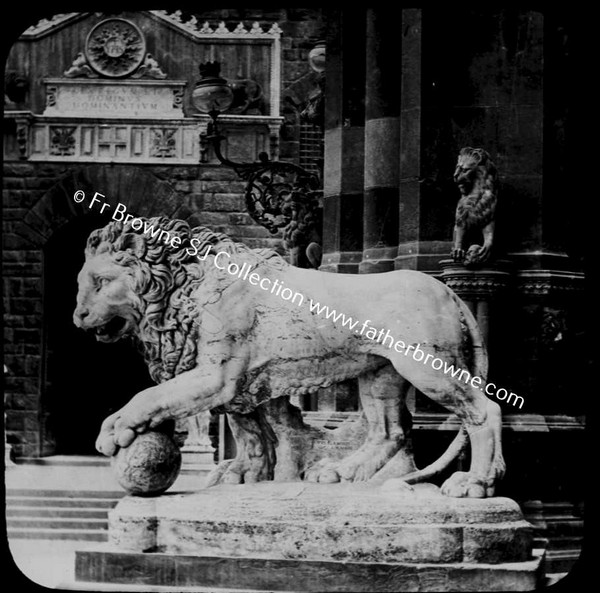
(544, 520), (584, 536)
(17, 455), (111, 466)
(546, 536), (584, 550)
(63, 580), (267, 592)
(7, 506), (108, 519)
(6, 495), (120, 509)
(545, 549), (582, 574)
(6, 488), (123, 499)
(7, 517), (108, 530)
(8, 528), (108, 542)
(75, 548), (545, 592)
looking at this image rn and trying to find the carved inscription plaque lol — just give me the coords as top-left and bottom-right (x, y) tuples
(43, 80), (186, 118)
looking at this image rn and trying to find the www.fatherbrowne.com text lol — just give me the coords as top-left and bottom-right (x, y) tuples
(75, 190), (525, 409)
(200, 246), (524, 410)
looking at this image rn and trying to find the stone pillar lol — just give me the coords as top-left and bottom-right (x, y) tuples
(359, 8), (401, 274)
(320, 7), (366, 274)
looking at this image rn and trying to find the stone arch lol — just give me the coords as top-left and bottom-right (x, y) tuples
(18, 164), (195, 247)
(6, 164), (197, 456)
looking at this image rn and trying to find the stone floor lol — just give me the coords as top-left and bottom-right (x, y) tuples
(6, 456), (208, 493)
(5, 457), (234, 591)
(8, 539), (267, 591)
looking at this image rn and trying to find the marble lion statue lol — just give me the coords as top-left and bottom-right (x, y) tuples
(74, 217), (505, 498)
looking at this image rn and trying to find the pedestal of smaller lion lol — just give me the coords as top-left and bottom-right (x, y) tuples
(75, 482), (544, 591)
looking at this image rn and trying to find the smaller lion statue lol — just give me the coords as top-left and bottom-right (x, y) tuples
(451, 147), (498, 266)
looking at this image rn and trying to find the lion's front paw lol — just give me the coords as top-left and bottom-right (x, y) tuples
(95, 412), (123, 457)
(95, 400), (154, 457)
(441, 471), (492, 498)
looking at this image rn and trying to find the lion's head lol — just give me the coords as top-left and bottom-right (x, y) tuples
(453, 147), (497, 197)
(73, 246), (143, 343)
(74, 216), (282, 383)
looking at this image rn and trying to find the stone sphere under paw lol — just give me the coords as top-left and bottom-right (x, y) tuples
(111, 431), (182, 496)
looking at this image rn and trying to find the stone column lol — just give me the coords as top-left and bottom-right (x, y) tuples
(320, 7), (366, 275)
(359, 8), (401, 274)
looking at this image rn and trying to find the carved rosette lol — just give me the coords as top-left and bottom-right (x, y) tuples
(85, 18), (146, 78)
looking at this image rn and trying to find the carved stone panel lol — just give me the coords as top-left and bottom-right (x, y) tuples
(42, 80), (186, 118)
(150, 128), (177, 158)
(49, 126), (76, 156)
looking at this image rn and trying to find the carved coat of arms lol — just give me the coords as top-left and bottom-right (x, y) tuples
(85, 18), (146, 77)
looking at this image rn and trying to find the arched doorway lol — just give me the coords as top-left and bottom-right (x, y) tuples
(27, 164), (189, 455)
(43, 214), (155, 454)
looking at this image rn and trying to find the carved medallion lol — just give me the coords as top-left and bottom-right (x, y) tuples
(85, 18), (146, 78)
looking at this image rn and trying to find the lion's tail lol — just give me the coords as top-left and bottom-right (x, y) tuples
(399, 294), (488, 485)
(400, 425), (469, 484)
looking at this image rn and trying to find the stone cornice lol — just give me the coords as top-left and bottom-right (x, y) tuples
(516, 269), (585, 296)
(439, 258), (513, 298)
(149, 11), (283, 40)
(19, 12), (283, 41)
(20, 13), (84, 38)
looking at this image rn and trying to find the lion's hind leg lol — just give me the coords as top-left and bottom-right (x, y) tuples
(327, 365), (412, 483)
(206, 410), (275, 486)
(438, 388), (505, 498)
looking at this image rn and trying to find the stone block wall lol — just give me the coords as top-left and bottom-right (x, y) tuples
(3, 7), (326, 457)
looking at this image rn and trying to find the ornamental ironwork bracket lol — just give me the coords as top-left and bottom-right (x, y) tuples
(201, 116), (323, 268)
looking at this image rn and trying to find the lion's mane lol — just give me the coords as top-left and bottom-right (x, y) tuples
(85, 217), (283, 384)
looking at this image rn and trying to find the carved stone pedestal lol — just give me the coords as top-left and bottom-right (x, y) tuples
(75, 482), (543, 591)
(439, 259), (513, 345)
(180, 445), (215, 474)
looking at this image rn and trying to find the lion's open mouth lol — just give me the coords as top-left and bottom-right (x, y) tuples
(92, 316), (128, 342)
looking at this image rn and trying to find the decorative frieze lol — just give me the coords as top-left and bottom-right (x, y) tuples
(439, 259), (513, 300)
(517, 270), (585, 296)
(31, 119), (196, 163)
(27, 115), (282, 164)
